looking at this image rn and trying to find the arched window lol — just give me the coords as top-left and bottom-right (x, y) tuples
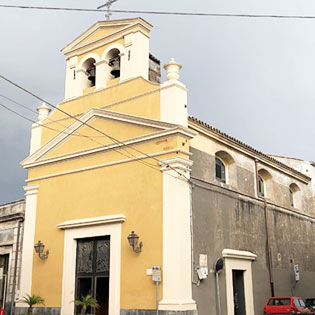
(289, 183), (300, 208)
(215, 157), (226, 183)
(258, 175), (265, 197)
(289, 188), (294, 207)
(257, 168), (272, 198)
(215, 150), (235, 185)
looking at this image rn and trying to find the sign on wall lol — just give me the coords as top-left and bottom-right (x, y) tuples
(294, 264), (300, 281)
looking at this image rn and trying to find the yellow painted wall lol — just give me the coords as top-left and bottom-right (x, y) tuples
(42, 118), (161, 160)
(80, 26), (122, 46)
(40, 77), (160, 146)
(25, 18), (189, 311)
(77, 38), (124, 65)
(29, 158), (162, 309)
(27, 130), (190, 308)
(29, 135), (189, 180)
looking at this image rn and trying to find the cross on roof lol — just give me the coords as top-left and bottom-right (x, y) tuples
(97, 0), (121, 20)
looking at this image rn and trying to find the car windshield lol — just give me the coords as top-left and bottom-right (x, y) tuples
(299, 299), (306, 307)
(268, 298), (290, 306)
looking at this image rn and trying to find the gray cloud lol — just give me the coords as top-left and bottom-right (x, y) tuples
(0, 0), (315, 203)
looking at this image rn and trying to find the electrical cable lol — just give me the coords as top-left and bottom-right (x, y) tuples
(0, 99), (168, 175)
(0, 95), (184, 180)
(1, 4), (315, 20)
(0, 74), (189, 180)
(0, 94), (175, 177)
(0, 93), (117, 139)
(0, 101), (108, 138)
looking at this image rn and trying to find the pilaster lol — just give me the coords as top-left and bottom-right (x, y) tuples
(95, 60), (110, 90)
(159, 157), (196, 312)
(17, 185), (39, 304)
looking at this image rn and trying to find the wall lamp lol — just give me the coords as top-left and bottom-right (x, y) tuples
(127, 231), (143, 253)
(34, 240), (49, 260)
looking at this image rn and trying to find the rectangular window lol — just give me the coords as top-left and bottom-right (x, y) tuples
(267, 298), (290, 306)
(215, 157), (226, 183)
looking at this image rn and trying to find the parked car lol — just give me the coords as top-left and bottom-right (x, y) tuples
(306, 298), (315, 312)
(264, 296), (314, 314)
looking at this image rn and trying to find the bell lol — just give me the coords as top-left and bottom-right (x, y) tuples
(86, 66), (96, 86)
(109, 57), (120, 78)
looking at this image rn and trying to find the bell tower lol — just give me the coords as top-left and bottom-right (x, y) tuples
(62, 18), (160, 100)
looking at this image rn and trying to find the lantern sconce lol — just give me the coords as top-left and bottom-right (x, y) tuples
(34, 240), (49, 260)
(127, 231), (143, 253)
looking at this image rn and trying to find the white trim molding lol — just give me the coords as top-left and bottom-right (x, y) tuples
(59, 216), (124, 315)
(222, 249), (257, 261)
(17, 185), (39, 306)
(58, 214), (125, 229)
(159, 157), (196, 311)
(21, 108), (196, 169)
(21, 108), (177, 167)
(61, 18), (152, 55)
(222, 249), (257, 315)
(159, 157), (193, 174)
(25, 149), (191, 183)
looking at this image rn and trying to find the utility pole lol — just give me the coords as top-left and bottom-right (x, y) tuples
(97, 0), (121, 20)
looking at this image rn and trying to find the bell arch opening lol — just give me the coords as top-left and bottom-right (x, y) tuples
(82, 58), (96, 88)
(106, 49), (121, 79)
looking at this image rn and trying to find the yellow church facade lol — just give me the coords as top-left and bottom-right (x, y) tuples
(17, 18), (197, 315)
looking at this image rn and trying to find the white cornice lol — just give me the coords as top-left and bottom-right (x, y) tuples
(26, 149), (191, 183)
(58, 214), (126, 230)
(62, 20), (152, 56)
(159, 157), (194, 173)
(23, 184), (39, 196)
(23, 125), (193, 168)
(21, 109), (181, 167)
(62, 18), (152, 53)
(222, 249), (257, 261)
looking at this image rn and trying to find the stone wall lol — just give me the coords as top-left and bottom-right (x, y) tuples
(190, 147), (315, 315)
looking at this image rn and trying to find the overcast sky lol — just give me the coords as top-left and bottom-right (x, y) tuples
(1, 0), (315, 204)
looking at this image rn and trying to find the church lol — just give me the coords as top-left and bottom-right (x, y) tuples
(15, 17), (315, 315)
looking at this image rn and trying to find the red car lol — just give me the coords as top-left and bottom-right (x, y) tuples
(264, 296), (314, 314)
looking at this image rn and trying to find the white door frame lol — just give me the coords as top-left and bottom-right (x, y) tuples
(58, 215), (125, 315)
(222, 249), (256, 315)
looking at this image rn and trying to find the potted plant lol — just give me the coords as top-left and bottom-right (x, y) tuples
(75, 294), (99, 315)
(20, 294), (45, 315)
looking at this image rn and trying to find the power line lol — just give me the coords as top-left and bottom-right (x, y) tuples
(0, 102), (36, 125)
(0, 94), (36, 116)
(0, 94), (99, 138)
(0, 101), (101, 138)
(0, 94), (115, 139)
(0, 74), (187, 180)
(0, 99), (166, 175)
(1, 4), (315, 20)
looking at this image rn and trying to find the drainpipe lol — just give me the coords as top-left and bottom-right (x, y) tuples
(254, 159), (274, 297)
(189, 182), (200, 286)
(9, 218), (23, 315)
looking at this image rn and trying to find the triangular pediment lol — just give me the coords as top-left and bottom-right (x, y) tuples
(21, 109), (181, 168)
(61, 18), (152, 55)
